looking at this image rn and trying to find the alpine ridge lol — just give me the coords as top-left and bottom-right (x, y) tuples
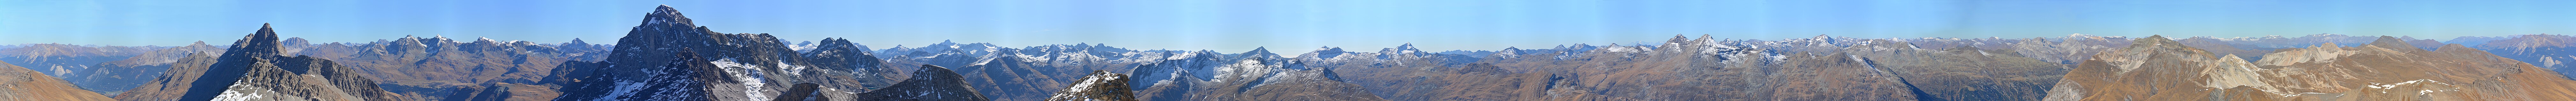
(9, 4), (2576, 101)
(112, 24), (409, 101)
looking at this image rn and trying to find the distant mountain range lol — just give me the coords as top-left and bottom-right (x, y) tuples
(1, 5), (2573, 101)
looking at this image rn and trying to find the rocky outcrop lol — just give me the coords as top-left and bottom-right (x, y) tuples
(1045, 70), (1136, 101)
(0, 61), (115, 101)
(851, 65), (989, 101)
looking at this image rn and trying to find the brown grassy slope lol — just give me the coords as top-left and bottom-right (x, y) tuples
(0, 61), (115, 101)
(110, 53), (218, 101)
(2047, 35), (2576, 101)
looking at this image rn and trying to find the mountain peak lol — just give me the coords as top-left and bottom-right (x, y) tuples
(640, 5), (692, 26)
(2120, 35), (2202, 53)
(233, 23), (283, 56)
(2368, 36), (2425, 52)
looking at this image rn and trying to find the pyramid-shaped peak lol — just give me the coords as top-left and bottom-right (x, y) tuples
(231, 23), (284, 55)
(638, 5), (693, 26)
(651, 5), (681, 15)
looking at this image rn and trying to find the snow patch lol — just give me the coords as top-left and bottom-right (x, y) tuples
(710, 59), (774, 101)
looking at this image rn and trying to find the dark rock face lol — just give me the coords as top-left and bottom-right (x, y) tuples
(1044, 70), (1137, 101)
(851, 65), (989, 101)
(554, 5), (886, 101)
(169, 23), (289, 101)
(113, 24), (409, 101)
(769, 83), (828, 101)
(802, 38), (899, 89)
(561, 51), (732, 101)
(441, 83), (560, 101)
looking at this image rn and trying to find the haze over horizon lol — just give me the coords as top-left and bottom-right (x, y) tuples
(6, 0), (2573, 55)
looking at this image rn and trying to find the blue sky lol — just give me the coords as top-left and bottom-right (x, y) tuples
(4, 0), (2571, 54)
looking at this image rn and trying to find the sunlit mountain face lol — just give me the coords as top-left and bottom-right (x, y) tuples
(7, 1), (2576, 101)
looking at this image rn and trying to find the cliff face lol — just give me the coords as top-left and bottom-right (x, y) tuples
(0, 61), (115, 101)
(2044, 35), (2576, 101)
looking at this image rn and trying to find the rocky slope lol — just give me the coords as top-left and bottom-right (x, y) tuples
(2473, 34), (2576, 79)
(0, 61), (115, 101)
(1045, 70), (1136, 101)
(1126, 48), (1388, 101)
(112, 24), (409, 101)
(553, 5), (885, 101)
(276, 35), (611, 100)
(2042, 35), (2576, 101)
(850, 65), (990, 101)
(64, 42), (223, 95)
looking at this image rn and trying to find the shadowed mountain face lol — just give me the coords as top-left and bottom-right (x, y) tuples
(851, 65), (989, 101)
(553, 5), (889, 101)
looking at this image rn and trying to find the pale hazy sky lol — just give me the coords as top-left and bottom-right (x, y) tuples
(4, 0), (2571, 54)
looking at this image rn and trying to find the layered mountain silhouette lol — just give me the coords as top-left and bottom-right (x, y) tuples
(6, 4), (2576, 101)
(107, 24), (409, 101)
(0, 61), (115, 101)
(2043, 35), (2576, 100)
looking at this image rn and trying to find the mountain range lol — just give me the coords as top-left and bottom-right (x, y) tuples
(0, 5), (2572, 101)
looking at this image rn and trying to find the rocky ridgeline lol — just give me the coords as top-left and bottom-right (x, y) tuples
(104, 24), (409, 101)
(12, 4), (2576, 101)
